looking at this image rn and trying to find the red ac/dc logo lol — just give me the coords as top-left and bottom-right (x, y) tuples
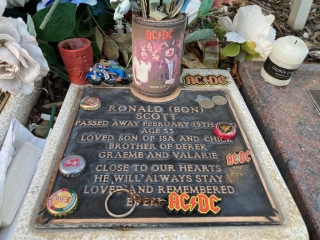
(63, 158), (80, 168)
(226, 150), (251, 166)
(167, 192), (221, 215)
(145, 29), (173, 41)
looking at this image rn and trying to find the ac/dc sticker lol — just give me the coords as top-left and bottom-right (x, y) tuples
(226, 150), (251, 166)
(182, 74), (230, 87)
(166, 192), (221, 215)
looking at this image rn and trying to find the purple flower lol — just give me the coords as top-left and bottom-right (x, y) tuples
(37, 0), (97, 11)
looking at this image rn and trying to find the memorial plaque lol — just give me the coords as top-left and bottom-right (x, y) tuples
(35, 87), (281, 228)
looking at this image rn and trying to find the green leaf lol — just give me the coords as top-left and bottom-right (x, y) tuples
(244, 54), (256, 61)
(220, 43), (240, 58)
(49, 63), (70, 82)
(33, 3), (77, 42)
(27, 14), (37, 38)
(95, 13), (116, 29)
(77, 21), (93, 37)
(38, 42), (57, 64)
(66, 30), (80, 38)
(93, 27), (104, 54)
(74, 4), (93, 37)
(240, 41), (261, 58)
(197, 0), (214, 18)
(184, 29), (214, 44)
(91, 41), (101, 58)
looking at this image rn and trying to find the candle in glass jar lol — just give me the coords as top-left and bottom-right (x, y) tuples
(261, 36), (309, 86)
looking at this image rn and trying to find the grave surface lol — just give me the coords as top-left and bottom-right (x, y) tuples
(35, 88), (280, 228)
(239, 62), (320, 239)
(13, 69), (308, 239)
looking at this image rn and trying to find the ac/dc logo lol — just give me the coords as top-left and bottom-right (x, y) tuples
(145, 29), (173, 41)
(183, 74), (229, 86)
(166, 192), (221, 215)
(226, 150), (251, 166)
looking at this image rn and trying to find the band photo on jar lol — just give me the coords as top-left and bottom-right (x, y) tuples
(133, 34), (184, 91)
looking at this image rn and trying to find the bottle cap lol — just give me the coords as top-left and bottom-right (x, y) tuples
(213, 122), (237, 140)
(59, 155), (86, 178)
(80, 96), (101, 110)
(47, 188), (78, 217)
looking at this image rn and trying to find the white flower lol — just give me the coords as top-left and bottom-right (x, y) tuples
(218, 5), (276, 59)
(111, 0), (130, 21)
(0, 1), (7, 15)
(6, 0), (30, 8)
(180, 0), (201, 24)
(0, 17), (49, 94)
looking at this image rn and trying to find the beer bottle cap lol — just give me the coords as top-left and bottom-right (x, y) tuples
(59, 155), (86, 178)
(47, 188), (78, 217)
(80, 96), (101, 110)
(213, 122), (237, 140)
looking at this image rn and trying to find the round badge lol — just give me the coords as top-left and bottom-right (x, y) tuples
(47, 188), (78, 217)
(213, 122), (237, 140)
(212, 96), (228, 105)
(59, 155), (86, 178)
(199, 99), (215, 109)
(80, 96), (101, 110)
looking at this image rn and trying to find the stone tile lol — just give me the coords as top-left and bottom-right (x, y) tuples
(239, 61), (320, 240)
(0, 81), (43, 146)
(12, 70), (308, 239)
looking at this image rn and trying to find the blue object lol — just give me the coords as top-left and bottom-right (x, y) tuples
(85, 62), (132, 86)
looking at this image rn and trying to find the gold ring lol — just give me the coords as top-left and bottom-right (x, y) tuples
(105, 189), (136, 218)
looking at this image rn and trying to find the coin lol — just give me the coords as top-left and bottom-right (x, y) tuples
(212, 96), (228, 105)
(199, 99), (215, 109)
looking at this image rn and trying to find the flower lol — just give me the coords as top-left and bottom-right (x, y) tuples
(180, 0), (201, 24)
(111, 0), (130, 21)
(218, 5), (276, 59)
(6, 0), (29, 8)
(0, 1), (6, 15)
(0, 17), (49, 94)
(37, 0), (97, 11)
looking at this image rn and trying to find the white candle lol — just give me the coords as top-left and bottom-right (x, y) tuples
(261, 36), (309, 86)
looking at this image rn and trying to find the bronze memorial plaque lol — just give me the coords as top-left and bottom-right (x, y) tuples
(35, 87), (281, 228)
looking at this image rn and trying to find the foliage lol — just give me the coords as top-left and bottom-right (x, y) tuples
(184, 29), (214, 44)
(31, 2), (117, 64)
(197, 0), (214, 18)
(2, 0), (227, 81)
(220, 43), (240, 58)
(33, 3), (77, 42)
(210, 22), (226, 41)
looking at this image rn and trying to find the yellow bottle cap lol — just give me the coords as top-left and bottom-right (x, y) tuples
(80, 96), (101, 110)
(47, 188), (78, 217)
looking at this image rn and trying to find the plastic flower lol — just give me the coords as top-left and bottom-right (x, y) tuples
(6, 0), (30, 8)
(37, 0), (97, 11)
(0, 17), (49, 94)
(180, 0), (201, 24)
(111, 0), (130, 21)
(218, 5), (276, 60)
(0, 1), (6, 15)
